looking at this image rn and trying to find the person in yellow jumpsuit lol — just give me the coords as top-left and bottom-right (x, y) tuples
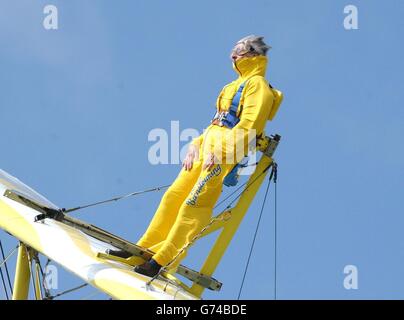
(134, 35), (275, 277)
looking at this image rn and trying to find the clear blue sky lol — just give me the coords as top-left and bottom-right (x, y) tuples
(1, 0), (404, 300)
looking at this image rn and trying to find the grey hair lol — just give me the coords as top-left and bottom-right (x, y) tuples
(237, 35), (271, 56)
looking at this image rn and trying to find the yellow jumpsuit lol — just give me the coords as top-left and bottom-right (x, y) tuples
(136, 55), (275, 271)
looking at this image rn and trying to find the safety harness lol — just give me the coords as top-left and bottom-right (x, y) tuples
(212, 80), (283, 187)
(211, 81), (246, 129)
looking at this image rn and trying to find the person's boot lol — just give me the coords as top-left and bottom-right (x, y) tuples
(106, 249), (132, 259)
(134, 258), (162, 277)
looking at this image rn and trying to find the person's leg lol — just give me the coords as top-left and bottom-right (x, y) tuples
(151, 162), (234, 270)
(136, 160), (202, 249)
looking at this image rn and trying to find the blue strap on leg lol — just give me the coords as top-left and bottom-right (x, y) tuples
(223, 158), (249, 187)
(223, 163), (242, 187)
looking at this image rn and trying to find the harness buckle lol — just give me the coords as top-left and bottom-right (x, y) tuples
(211, 111), (228, 127)
(217, 111), (228, 126)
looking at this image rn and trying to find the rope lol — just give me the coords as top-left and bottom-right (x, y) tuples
(60, 185), (171, 214)
(214, 162), (273, 211)
(273, 163), (278, 300)
(33, 255), (52, 300)
(35, 257), (87, 300)
(237, 163), (276, 299)
(44, 283), (88, 300)
(0, 240), (13, 297)
(0, 263), (9, 300)
(0, 245), (18, 269)
(39, 259), (52, 299)
(28, 251), (40, 300)
(214, 179), (251, 210)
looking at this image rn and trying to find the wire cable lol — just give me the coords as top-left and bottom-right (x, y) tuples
(44, 283), (88, 300)
(237, 165), (274, 299)
(0, 240), (13, 296)
(61, 185), (171, 214)
(38, 258), (52, 299)
(0, 245), (18, 269)
(0, 263), (9, 300)
(214, 162), (273, 211)
(274, 170), (278, 300)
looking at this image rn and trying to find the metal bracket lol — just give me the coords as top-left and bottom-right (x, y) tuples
(3, 189), (64, 222)
(257, 133), (281, 158)
(97, 251), (222, 291)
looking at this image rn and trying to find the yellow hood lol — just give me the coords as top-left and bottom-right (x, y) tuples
(232, 55), (268, 79)
(233, 55), (282, 121)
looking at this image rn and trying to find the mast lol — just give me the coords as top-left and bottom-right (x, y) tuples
(190, 134), (280, 297)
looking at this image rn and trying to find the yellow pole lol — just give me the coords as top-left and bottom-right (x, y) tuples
(31, 252), (43, 300)
(190, 154), (273, 297)
(12, 243), (30, 300)
(34, 263), (43, 299)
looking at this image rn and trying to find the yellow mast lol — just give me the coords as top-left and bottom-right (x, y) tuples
(189, 134), (279, 298)
(12, 243), (30, 300)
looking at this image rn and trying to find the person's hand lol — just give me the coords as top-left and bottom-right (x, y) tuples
(182, 144), (199, 171)
(203, 152), (217, 171)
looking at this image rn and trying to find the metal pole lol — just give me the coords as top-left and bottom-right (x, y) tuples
(190, 154), (273, 298)
(33, 256), (43, 300)
(12, 243), (30, 300)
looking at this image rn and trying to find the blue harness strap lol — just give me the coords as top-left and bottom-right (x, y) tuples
(230, 81), (246, 115)
(221, 81), (246, 129)
(211, 81), (248, 187)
